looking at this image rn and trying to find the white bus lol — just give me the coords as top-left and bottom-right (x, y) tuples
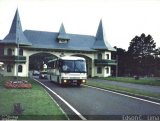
(47, 56), (87, 86)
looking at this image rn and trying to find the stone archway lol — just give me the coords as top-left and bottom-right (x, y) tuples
(29, 52), (57, 71)
(71, 54), (92, 77)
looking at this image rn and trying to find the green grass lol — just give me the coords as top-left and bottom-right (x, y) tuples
(0, 76), (67, 120)
(86, 80), (160, 99)
(97, 77), (160, 86)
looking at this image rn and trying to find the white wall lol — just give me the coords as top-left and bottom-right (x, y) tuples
(2, 47), (113, 77)
(93, 51), (112, 77)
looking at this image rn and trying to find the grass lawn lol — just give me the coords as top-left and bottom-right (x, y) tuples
(100, 77), (160, 86)
(0, 76), (67, 120)
(86, 80), (160, 99)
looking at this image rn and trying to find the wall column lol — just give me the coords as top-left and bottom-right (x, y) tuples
(91, 59), (95, 77)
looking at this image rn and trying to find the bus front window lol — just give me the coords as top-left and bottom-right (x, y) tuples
(61, 60), (86, 73)
(62, 60), (74, 72)
(74, 60), (86, 73)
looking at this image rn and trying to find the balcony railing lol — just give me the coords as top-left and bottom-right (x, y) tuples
(0, 55), (26, 64)
(94, 59), (117, 66)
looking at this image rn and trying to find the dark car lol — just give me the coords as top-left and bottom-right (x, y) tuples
(39, 71), (47, 79)
(32, 70), (40, 76)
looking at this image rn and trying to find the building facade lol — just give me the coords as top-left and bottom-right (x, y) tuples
(0, 9), (117, 77)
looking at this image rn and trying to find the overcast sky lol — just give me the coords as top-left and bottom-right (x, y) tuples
(0, 0), (160, 50)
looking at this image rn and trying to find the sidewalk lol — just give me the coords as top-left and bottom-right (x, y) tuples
(88, 78), (160, 94)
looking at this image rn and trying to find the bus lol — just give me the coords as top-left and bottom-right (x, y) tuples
(47, 56), (87, 86)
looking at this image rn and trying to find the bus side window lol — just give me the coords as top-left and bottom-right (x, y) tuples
(47, 62), (51, 69)
(55, 60), (59, 69)
(52, 61), (55, 69)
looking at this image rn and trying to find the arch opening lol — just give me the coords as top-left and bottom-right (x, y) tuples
(29, 53), (57, 71)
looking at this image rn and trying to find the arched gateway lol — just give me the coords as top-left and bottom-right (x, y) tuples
(0, 9), (117, 77)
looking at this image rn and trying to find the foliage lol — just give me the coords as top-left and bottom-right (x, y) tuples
(126, 33), (157, 76)
(115, 33), (160, 77)
(29, 53), (56, 71)
(114, 47), (129, 76)
(128, 33), (156, 58)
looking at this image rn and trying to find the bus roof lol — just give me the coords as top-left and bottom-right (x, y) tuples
(60, 56), (85, 60)
(48, 56), (85, 63)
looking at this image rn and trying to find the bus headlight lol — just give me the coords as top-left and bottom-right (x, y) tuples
(64, 80), (67, 83)
(82, 80), (86, 83)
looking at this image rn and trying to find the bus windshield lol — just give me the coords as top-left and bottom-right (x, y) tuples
(61, 60), (86, 73)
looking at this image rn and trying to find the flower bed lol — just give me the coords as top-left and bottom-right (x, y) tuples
(4, 80), (32, 89)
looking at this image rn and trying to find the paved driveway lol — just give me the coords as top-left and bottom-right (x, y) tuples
(36, 78), (160, 120)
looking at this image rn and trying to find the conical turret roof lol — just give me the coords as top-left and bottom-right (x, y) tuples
(1, 9), (31, 46)
(92, 19), (115, 51)
(57, 23), (69, 40)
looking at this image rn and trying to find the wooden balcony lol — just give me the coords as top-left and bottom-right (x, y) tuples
(0, 55), (26, 64)
(94, 59), (117, 66)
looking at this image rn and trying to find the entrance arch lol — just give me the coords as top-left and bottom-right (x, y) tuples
(29, 52), (57, 71)
(71, 54), (92, 77)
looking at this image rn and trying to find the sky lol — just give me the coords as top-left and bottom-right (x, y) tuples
(0, 0), (160, 50)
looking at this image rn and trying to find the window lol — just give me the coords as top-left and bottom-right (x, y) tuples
(97, 53), (102, 59)
(106, 54), (109, 60)
(47, 61), (55, 69)
(97, 67), (102, 74)
(106, 67), (109, 74)
(7, 48), (12, 56)
(19, 48), (23, 56)
(18, 65), (23, 72)
(7, 65), (12, 72)
(61, 60), (86, 73)
(58, 39), (68, 43)
(0, 47), (4, 55)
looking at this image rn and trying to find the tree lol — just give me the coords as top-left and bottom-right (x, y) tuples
(153, 47), (160, 76)
(114, 47), (129, 76)
(128, 33), (156, 58)
(127, 33), (156, 76)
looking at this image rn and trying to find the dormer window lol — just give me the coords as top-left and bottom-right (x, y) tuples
(58, 39), (68, 44)
(57, 23), (70, 44)
(97, 53), (102, 59)
(19, 48), (23, 56)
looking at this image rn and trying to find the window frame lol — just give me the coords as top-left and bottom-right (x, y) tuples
(106, 54), (110, 60)
(106, 67), (109, 74)
(18, 65), (23, 73)
(7, 48), (12, 56)
(19, 48), (23, 56)
(97, 67), (102, 74)
(7, 65), (12, 72)
(97, 53), (102, 60)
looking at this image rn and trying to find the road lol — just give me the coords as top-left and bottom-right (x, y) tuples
(35, 78), (160, 120)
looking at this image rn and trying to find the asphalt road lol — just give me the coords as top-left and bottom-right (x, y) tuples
(35, 78), (160, 120)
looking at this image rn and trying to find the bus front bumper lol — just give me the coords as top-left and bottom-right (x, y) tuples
(62, 79), (86, 85)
